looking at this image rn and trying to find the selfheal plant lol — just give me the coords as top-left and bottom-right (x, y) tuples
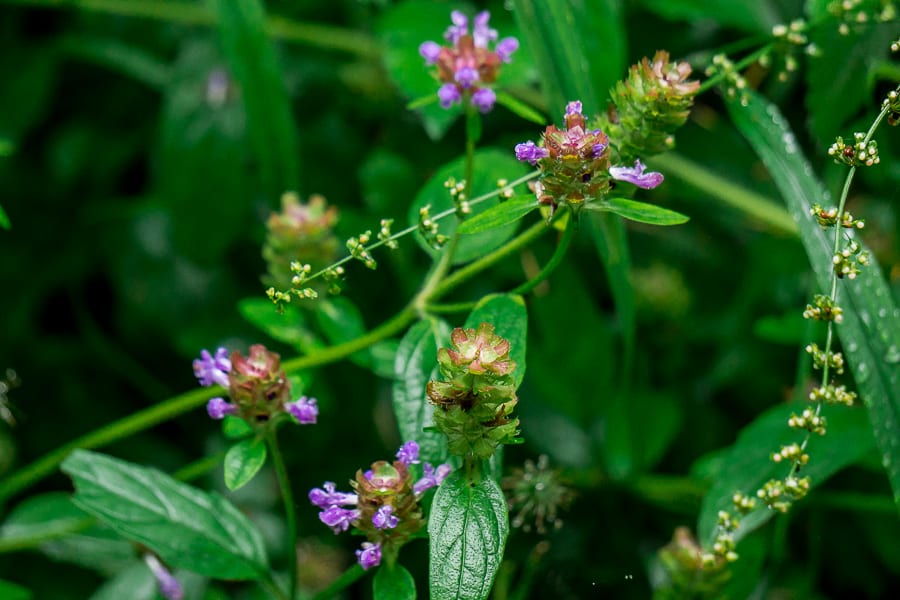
(309, 441), (451, 570)
(419, 10), (518, 113)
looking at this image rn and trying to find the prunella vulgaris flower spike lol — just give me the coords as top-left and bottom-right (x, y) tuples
(419, 10), (518, 113)
(427, 323), (521, 459)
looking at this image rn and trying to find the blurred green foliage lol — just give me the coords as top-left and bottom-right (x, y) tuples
(1, 0), (899, 598)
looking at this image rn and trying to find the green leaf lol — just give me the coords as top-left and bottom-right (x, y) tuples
(585, 198), (690, 225)
(456, 196), (539, 235)
(393, 318), (451, 466)
(212, 0), (299, 195)
(639, 0), (778, 33)
(224, 437), (268, 491)
(512, 0), (626, 115)
(0, 579), (31, 600)
(88, 563), (156, 600)
(61, 450), (269, 580)
(697, 402), (875, 544)
(727, 89), (900, 509)
(0, 203), (10, 230)
(465, 294), (528, 387)
(238, 298), (321, 354)
(408, 148), (530, 264)
(494, 91), (546, 125)
(317, 297), (396, 378)
(428, 471), (508, 600)
(0, 492), (92, 551)
(373, 563), (417, 600)
(222, 415), (253, 440)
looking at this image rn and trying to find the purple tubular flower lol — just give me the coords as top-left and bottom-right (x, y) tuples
(206, 397), (236, 420)
(472, 11), (497, 48)
(356, 542), (382, 570)
(454, 66), (479, 88)
(319, 505), (360, 533)
(445, 10), (468, 43)
(144, 554), (184, 600)
(193, 347), (231, 388)
(609, 159), (665, 189)
(471, 88), (496, 113)
(592, 139), (609, 158)
(285, 396), (318, 424)
(565, 100), (583, 117)
(419, 40), (441, 65)
(438, 83), (461, 108)
(396, 441), (420, 466)
(495, 37), (519, 62)
(515, 140), (550, 165)
(309, 481), (358, 509)
(372, 505), (399, 530)
(413, 463), (453, 495)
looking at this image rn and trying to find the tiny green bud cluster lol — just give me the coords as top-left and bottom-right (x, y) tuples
(347, 231), (377, 270)
(832, 238), (870, 279)
(756, 475), (810, 513)
(809, 384), (857, 406)
(706, 54), (749, 106)
(656, 528), (731, 598)
(803, 293), (844, 323)
(444, 176), (472, 217)
(701, 511), (740, 565)
(827, 0), (898, 35)
(771, 443), (809, 465)
(378, 219), (399, 250)
(426, 323), (520, 460)
(417, 205), (448, 249)
(788, 407), (827, 435)
(496, 178), (515, 199)
(805, 343), (845, 374)
(882, 87), (900, 125)
(810, 203), (865, 229)
(828, 133), (879, 167)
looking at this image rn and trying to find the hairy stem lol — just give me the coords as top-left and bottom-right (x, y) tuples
(267, 428), (298, 600)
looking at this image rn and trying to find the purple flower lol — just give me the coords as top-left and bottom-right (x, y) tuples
(565, 101), (583, 117)
(413, 463), (452, 495)
(472, 11), (497, 48)
(285, 396), (318, 425)
(364, 469), (374, 480)
(495, 37), (519, 62)
(515, 140), (550, 165)
(592, 138), (609, 158)
(356, 542), (382, 570)
(309, 481), (358, 509)
(438, 83), (461, 108)
(193, 347), (231, 388)
(319, 505), (360, 534)
(206, 397), (236, 420)
(144, 554), (183, 600)
(609, 159), (664, 189)
(454, 66), (479, 88)
(372, 505), (399, 530)
(419, 41), (441, 65)
(445, 10), (468, 43)
(396, 441), (420, 466)
(471, 88), (496, 113)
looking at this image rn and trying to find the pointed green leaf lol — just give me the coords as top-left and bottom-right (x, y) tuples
(698, 402), (875, 544)
(408, 148), (530, 264)
(465, 294), (528, 387)
(456, 195), (539, 235)
(428, 471), (508, 600)
(222, 415), (253, 440)
(494, 91), (546, 125)
(393, 318), (451, 466)
(373, 563), (417, 600)
(224, 437), (267, 491)
(0, 493), (93, 552)
(639, 0), (778, 33)
(61, 450), (269, 580)
(585, 198), (689, 225)
(212, 0), (299, 195)
(727, 89), (900, 509)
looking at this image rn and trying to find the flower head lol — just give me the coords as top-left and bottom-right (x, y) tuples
(396, 441), (420, 466)
(356, 542), (382, 570)
(193, 348), (231, 388)
(419, 10), (517, 113)
(609, 159), (664, 189)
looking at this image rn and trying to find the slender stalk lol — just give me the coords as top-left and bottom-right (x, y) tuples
(311, 565), (367, 600)
(697, 44), (772, 95)
(510, 213), (575, 296)
(267, 428), (298, 600)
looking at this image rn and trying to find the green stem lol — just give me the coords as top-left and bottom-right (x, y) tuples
(510, 212), (575, 296)
(4, 0), (381, 57)
(267, 428), (298, 600)
(697, 44), (772, 95)
(311, 564), (367, 600)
